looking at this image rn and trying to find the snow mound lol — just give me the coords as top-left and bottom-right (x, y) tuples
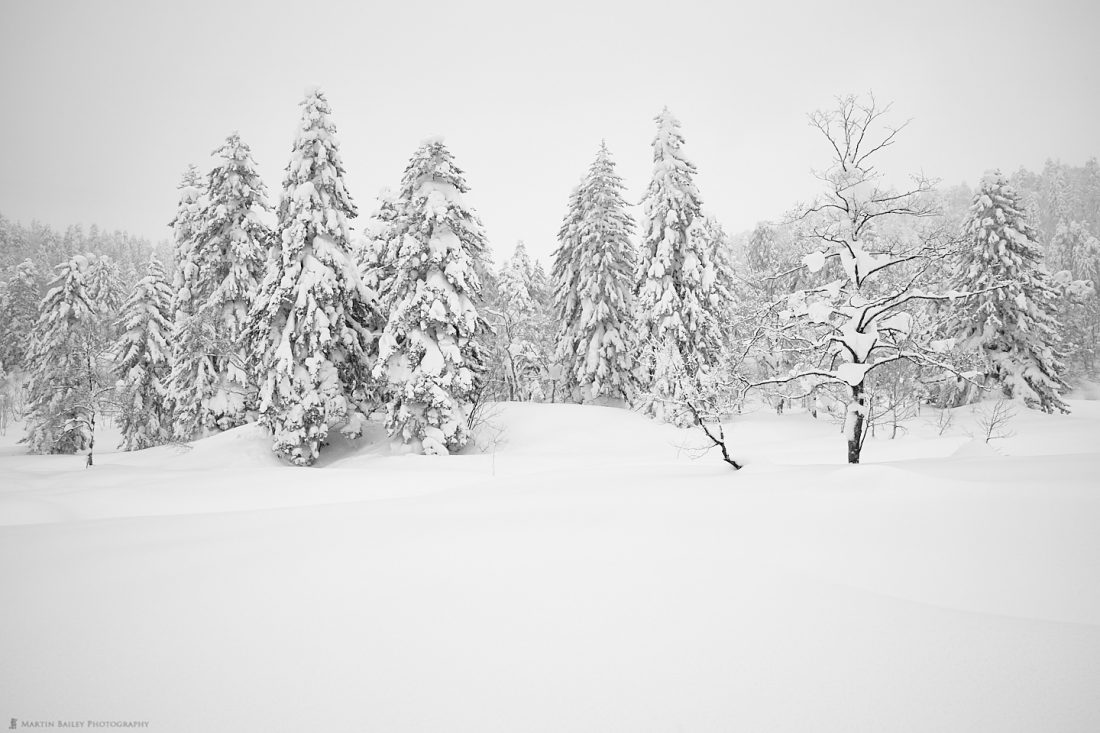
(470, 402), (701, 462)
(114, 422), (284, 470)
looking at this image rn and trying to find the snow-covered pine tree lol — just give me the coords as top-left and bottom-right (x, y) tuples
(249, 88), (379, 466)
(1049, 220), (1094, 275)
(948, 171), (1069, 413)
(526, 256), (555, 399)
(635, 110), (721, 424)
(114, 256), (174, 450)
(23, 255), (112, 457)
(374, 137), (489, 454)
(359, 188), (401, 308)
(194, 132), (273, 429)
(0, 259), (42, 370)
(493, 241), (544, 400)
(165, 165), (219, 440)
(87, 254), (124, 317)
(551, 142), (638, 403)
(745, 222), (784, 297)
(692, 214), (737, 325)
(1040, 159), (1072, 243)
(529, 259), (551, 309)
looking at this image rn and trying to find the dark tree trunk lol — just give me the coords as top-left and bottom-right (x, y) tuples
(847, 382), (866, 464)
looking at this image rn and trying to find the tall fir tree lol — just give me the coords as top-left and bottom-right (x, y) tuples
(114, 257), (174, 450)
(634, 109), (721, 424)
(529, 259), (551, 309)
(359, 188), (401, 307)
(949, 171), (1069, 412)
(249, 88), (379, 466)
(195, 132), (273, 429)
(23, 255), (111, 456)
(551, 142), (638, 402)
(165, 165), (219, 440)
(0, 259), (42, 370)
(373, 138), (489, 454)
(494, 241), (545, 400)
(692, 214), (737, 326)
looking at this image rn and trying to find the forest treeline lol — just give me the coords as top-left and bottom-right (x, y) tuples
(1, 91), (1097, 465)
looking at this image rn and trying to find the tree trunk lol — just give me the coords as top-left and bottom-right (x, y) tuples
(847, 382), (866, 464)
(86, 354), (96, 468)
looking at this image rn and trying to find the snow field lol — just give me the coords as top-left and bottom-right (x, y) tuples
(1, 401), (1099, 732)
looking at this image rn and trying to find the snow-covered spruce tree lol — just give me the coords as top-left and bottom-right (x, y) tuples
(193, 132), (273, 429)
(551, 142), (638, 403)
(635, 110), (721, 425)
(692, 214), (738, 327)
(492, 241), (545, 401)
(1048, 221), (1100, 377)
(1049, 220), (1097, 277)
(165, 165), (219, 440)
(358, 188), (401, 307)
(87, 254), (124, 317)
(114, 257), (174, 450)
(249, 88), (380, 466)
(373, 138), (489, 454)
(22, 255), (112, 458)
(0, 259), (42, 370)
(530, 259), (551, 309)
(753, 95), (999, 464)
(947, 171), (1069, 412)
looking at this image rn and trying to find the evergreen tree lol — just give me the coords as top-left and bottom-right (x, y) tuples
(745, 221), (783, 296)
(87, 254), (124, 316)
(249, 88), (379, 466)
(529, 259), (551, 309)
(23, 255), (111, 456)
(1040, 159), (1072, 242)
(692, 214), (737, 325)
(1050, 223), (1100, 378)
(114, 257), (174, 450)
(195, 132), (273, 429)
(374, 138), (488, 454)
(165, 165), (218, 440)
(0, 259), (42, 370)
(949, 171), (1069, 412)
(494, 242), (544, 400)
(551, 142), (638, 402)
(359, 188), (400, 306)
(86, 254), (124, 346)
(634, 110), (721, 424)
(1049, 220), (1095, 276)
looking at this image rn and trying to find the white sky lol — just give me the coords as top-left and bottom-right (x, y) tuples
(2, 0), (1098, 265)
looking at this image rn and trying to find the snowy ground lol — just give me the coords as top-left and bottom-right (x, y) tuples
(2, 400), (1099, 732)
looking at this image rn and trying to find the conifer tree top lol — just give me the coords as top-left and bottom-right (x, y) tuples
(279, 88), (356, 224)
(400, 138), (472, 196)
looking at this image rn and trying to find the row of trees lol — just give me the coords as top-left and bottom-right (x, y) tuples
(6, 91), (1097, 465)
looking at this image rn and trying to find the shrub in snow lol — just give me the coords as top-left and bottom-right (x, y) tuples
(249, 88), (381, 466)
(373, 138), (489, 455)
(551, 142), (639, 403)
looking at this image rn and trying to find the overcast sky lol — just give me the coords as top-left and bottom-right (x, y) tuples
(2, 0), (1098, 265)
